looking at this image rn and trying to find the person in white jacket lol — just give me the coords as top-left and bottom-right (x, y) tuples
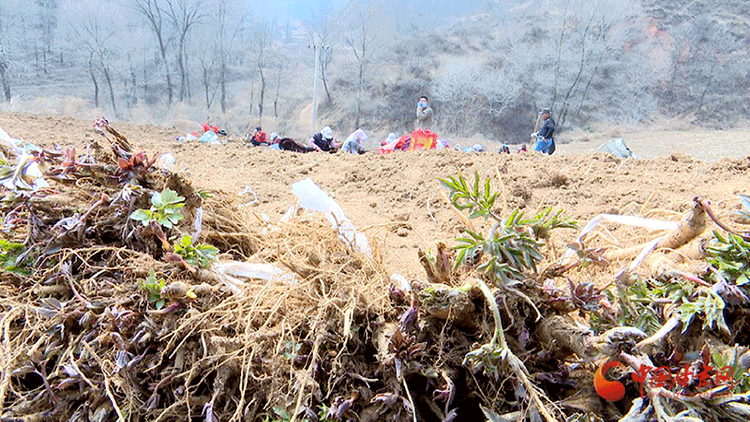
(340, 129), (368, 154)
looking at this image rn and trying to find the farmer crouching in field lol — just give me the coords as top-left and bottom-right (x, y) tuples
(415, 96), (434, 130)
(279, 137), (314, 153)
(308, 126), (339, 152)
(250, 126), (269, 146)
(532, 108), (556, 155)
(341, 129), (367, 154)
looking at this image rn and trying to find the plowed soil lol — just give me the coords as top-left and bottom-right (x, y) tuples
(3, 112), (750, 276)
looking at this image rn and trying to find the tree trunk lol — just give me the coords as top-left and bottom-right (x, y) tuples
(355, 61), (364, 129)
(696, 70), (714, 114)
(576, 47), (605, 119)
(186, 64), (191, 102)
(552, 16), (570, 109)
(102, 65), (117, 116)
(558, 21), (592, 130)
(177, 30), (190, 104)
(158, 43), (172, 105)
(163, 54), (173, 105)
(177, 49), (186, 102)
(274, 67), (282, 118)
(203, 66), (211, 109)
(130, 65), (137, 107)
(220, 62), (227, 113)
(0, 59), (11, 102)
(321, 68), (332, 105)
(89, 58), (99, 107)
(143, 63), (148, 97)
(137, 0), (172, 105)
(249, 79), (254, 116)
(258, 68), (265, 120)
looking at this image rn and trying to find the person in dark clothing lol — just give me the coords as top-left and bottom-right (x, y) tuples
(415, 96), (434, 130)
(532, 108), (556, 154)
(308, 126), (339, 152)
(278, 138), (314, 153)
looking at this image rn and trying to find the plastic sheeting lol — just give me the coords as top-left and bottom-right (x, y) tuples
(596, 138), (638, 159)
(291, 178), (372, 256)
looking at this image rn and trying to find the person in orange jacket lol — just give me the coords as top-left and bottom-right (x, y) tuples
(250, 126), (268, 146)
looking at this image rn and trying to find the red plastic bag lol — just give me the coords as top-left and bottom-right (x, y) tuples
(409, 128), (437, 151)
(378, 134), (410, 155)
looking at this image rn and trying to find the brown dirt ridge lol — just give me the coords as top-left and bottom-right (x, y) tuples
(2, 112), (750, 422)
(2, 112), (749, 276)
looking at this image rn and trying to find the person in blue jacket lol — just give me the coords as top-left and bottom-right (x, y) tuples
(532, 108), (556, 155)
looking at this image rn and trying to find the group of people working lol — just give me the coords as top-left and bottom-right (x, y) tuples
(248, 125), (368, 155)
(245, 96), (556, 155)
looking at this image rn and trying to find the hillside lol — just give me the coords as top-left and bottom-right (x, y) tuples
(1, 0), (749, 142)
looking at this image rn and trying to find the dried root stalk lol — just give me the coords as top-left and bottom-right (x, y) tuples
(467, 278), (558, 422)
(605, 197), (707, 262)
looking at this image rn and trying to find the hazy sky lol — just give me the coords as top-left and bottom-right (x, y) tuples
(253, 0), (487, 24)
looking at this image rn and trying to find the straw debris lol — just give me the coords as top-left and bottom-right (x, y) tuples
(2, 122), (750, 422)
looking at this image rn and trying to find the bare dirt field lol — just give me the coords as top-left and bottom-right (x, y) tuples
(3, 112), (750, 277)
(560, 126), (750, 161)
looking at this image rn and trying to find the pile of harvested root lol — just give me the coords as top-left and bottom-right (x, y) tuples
(0, 122), (394, 421)
(1, 121), (750, 422)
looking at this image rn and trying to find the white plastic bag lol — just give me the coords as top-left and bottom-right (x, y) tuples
(157, 153), (176, 170)
(0, 125), (18, 150)
(197, 131), (220, 144)
(0, 126), (48, 191)
(291, 178), (372, 256)
(212, 261), (299, 294)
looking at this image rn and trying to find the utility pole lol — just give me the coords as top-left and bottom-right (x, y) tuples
(311, 44), (320, 134)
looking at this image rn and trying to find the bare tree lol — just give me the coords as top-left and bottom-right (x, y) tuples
(88, 51), (99, 107)
(134, 0), (174, 105)
(34, 0), (58, 74)
(250, 20), (272, 121)
(195, 34), (217, 109)
(307, 15), (334, 105)
(485, 68), (521, 123)
(0, 44), (11, 102)
(344, 10), (373, 129)
(683, 18), (737, 115)
(75, 15), (119, 115)
(495, 0), (643, 130)
(164, 0), (204, 103)
(433, 60), (484, 135)
(319, 45), (333, 106)
(212, 2), (246, 113)
(116, 26), (150, 109)
(551, 8), (575, 109)
(0, 31), (11, 102)
(273, 59), (285, 118)
(192, 19), (225, 110)
(0, 1), (30, 102)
